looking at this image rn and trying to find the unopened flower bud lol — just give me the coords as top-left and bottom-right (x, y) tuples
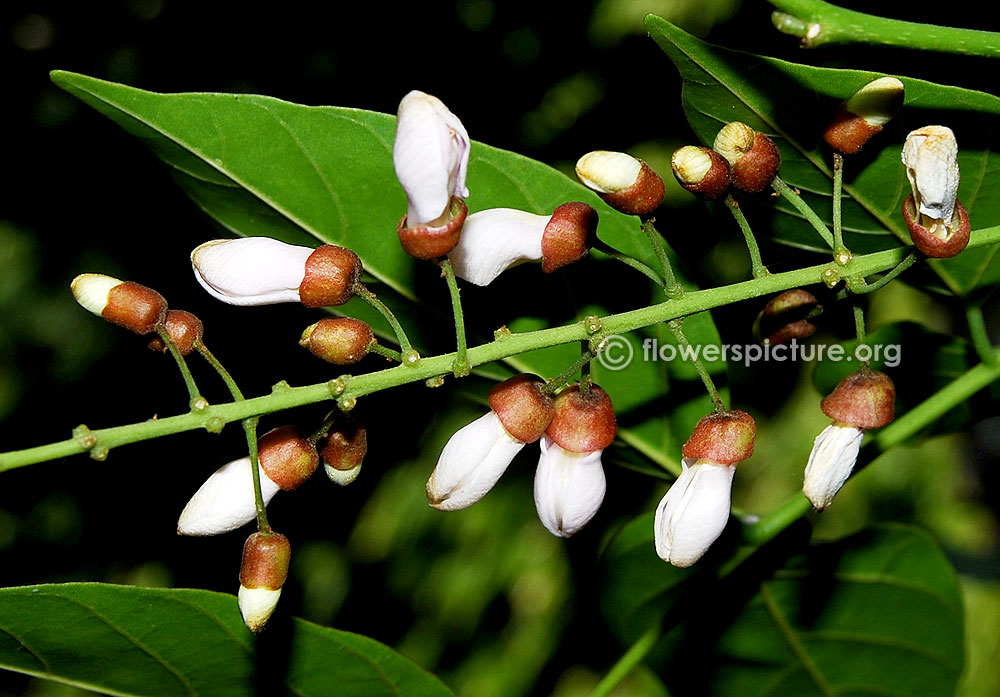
(321, 420), (367, 486)
(534, 435), (606, 538)
(238, 531), (291, 632)
(804, 370), (895, 510)
(147, 310), (203, 355)
(300, 318), (373, 365)
(192, 238), (361, 306)
(713, 122), (781, 193)
(901, 126), (970, 258)
(824, 77), (904, 155)
(575, 150), (665, 215)
(671, 146), (731, 200)
(177, 426), (318, 536)
(757, 289), (820, 345)
(448, 203), (597, 286)
(655, 409), (755, 567)
(71, 273), (167, 335)
(488, 374), (555, 443)
(545, 383), (616, 454)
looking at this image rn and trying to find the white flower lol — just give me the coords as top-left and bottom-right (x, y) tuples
(803, 423), (864, 511)
(654, 458), (736, 568)
(533, 435), (606, 538)
(238, 586), (281, 633)
(426, 411), (526, 511)
(177, 457), (281, 535)
(191, 238), (313, 306)
(448, 208), (547, 286)
(902, 126), (960, 228)
(393, 90), (470, 227)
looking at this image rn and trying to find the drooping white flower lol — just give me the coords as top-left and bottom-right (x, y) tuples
(533, 435), (606, 538)
(426, 411), (527, 511)
(802, 423), (864, 511)
(448, 203), (598, 286)
(393, 90), (470, 228)
(192, 238), (313, 305)
(653, 458), (736, 568)
(177, 456), (281, 536)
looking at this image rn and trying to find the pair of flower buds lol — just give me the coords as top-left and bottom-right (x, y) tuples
(426, 374), (616, 538)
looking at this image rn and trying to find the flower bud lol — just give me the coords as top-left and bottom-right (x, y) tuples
(238, 531), (291, 632)
(824, 76), (904, 155)
(820, 370), (895, 429)
(654, 458), (736, 567)
(757, 289), (820, 346)
(300, 318), (373, 365)
(393, 90), (470, 228)
(713, 122), (781, 193)
(681, 410), (756, 465)
(191, 239), (361, 306)
(545, 383), (616, 454)
(147, 310), (203, 355)
(321, 420), (367, 486)
(397, 197), (469, 260)
(71, 273), (167, 335)
(177, 426), (319, 536)
(447, 203), (596, 286)
(575, 150), (665, 215)
(670, 146), (732, 200)
(534, 435), (606, 537)
(488, 374), (555, 443)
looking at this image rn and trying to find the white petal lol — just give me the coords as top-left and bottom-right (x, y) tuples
(70, 273), (122, 316)
(393, 91), (470, 226)
(238, 585), (281, 632)
(654, 458), (735, 567)
(325, 462), (362, 486)
(426, 411), (525, 511)
(533, 436), (606, 538)
(575, 151), (641, 194)
(191, 238), (313, 306)
(901, 126), (960, 223)
(177, 457), (281, 535)
(447, 208), (547, 286)
(803, 423), (864, 511)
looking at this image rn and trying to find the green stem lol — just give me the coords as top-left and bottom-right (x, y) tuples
(771, 176), (835, 248)
(439, 258), (470, 377)
(592, 241), (665, 286)
(196, 342), (269, 532)
(966, 304), (998, 367)
(642, 218), (683, 298)
(542, 350), (596, 396)
(353, 282), (417, 363)
(368, 342), (402, 363)
(832, 153), (850, 265)
(586, 625), (662, 697)
(666, 319), (726, 411)
(5, 228), (1000, 472)
(768, 0), (1000, 57)
(853, 302), (868, 371)
(847, 252), (917, 294)
(156, 326), (204, 409)
(725, 194), (769, 279)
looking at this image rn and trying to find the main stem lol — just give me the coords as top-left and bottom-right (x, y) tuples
(5, 228), (1000, 472)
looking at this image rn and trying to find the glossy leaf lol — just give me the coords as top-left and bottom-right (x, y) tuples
(646, 15), (1000, 295)
(0, 583), (454, 697)
(601, 522), (964, 697)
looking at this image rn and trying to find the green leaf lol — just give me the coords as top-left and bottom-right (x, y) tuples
(646, 15), (1000, 295)
(601, 522), (964, 697)
(0, 583), (454, 697)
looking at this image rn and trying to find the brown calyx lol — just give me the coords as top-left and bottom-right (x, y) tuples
(102, 281), (168, 335)
(488, 374), (555, 443)
(681, 410), (756, 465)
(671, 146), (731, 201)
(240, 531), (291, 590)
(320, 420), (367, 471)
(258, 426), (320, 491)
(731, 133), (781, 194)
(545, 383), (616, 453)
(147, 310), (203, 355)
(541, 202), (598, 273)
(902, 195), (971, 259)
(759, 289), (820, 346)
(821, 370), (895, 428)
(397, 196), (468, 260)
(599, 160), (665, 215)
(823, 111), (882, 155)
(299, 245), (363, 307)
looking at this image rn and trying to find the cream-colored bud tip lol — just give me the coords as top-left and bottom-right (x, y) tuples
(325, 462), (362, 486)
(238, 585), (282, 633)
(575, 151), (641, 193)
(70, 273), (122, 316)
(713, 122), (756, 165)
(671, 146), (712, 184)
(848, 76), (904, 127)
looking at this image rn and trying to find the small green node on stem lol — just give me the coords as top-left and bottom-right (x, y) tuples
(451, 359), (471, 378)
(401, 348), (421, 367)
(821, 267), (841, 288)
(327, 377), (347, 397)
(271, 380), (291, 394)
(205, 416), (226, 433)
(89, 444), (110, 461)
(583, 315), (602, 335)
(493, 326), (512, 340)
(834, 249), (852, 266)
(425, 375), (446, 388)
(72, 425), (98, 450)
(338, 396), (357, 412)
(190, 396), (209, 412)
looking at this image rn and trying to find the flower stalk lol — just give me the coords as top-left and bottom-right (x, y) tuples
(352, 282), (418, 363)
(724, 194), (769, 279)
(641, 218), (683, 299)
(439, 258), (470, 377)
(771, 176), (835, 248)
(155, 324), (204, 409)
